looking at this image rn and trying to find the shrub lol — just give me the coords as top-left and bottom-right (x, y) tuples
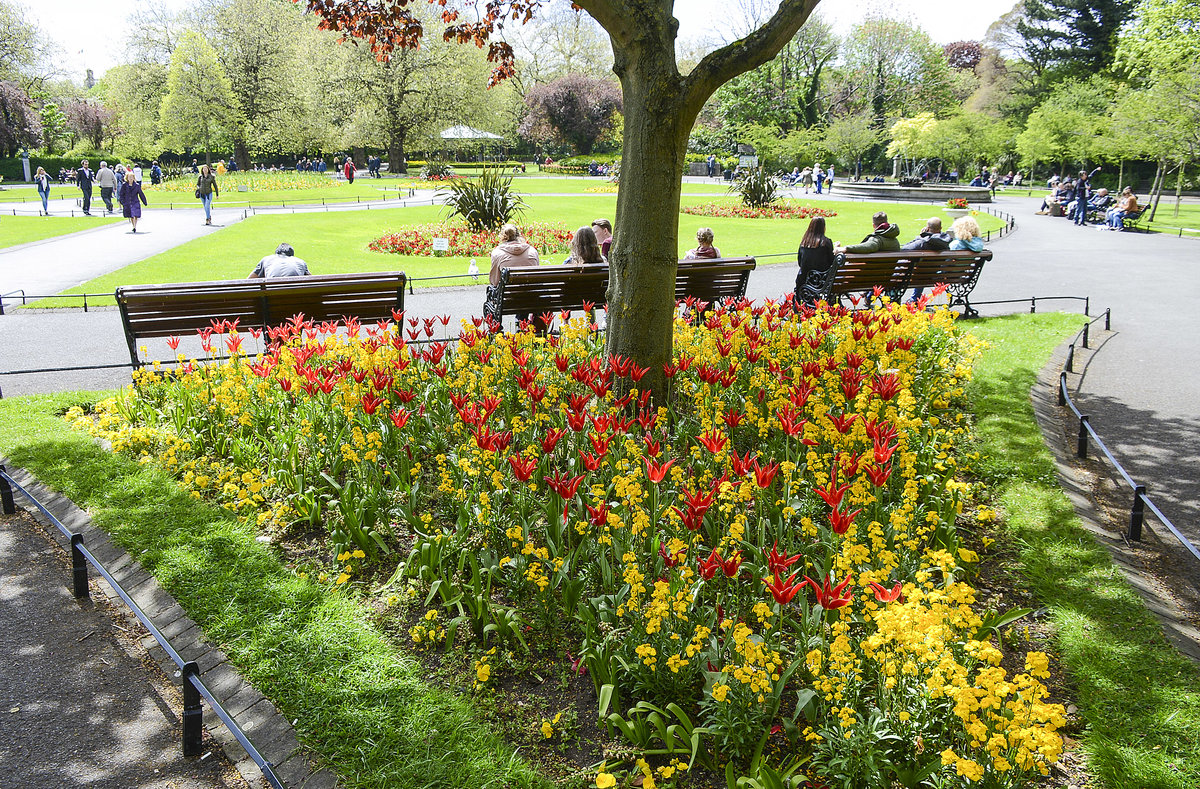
(438, 167), (528, 233)
(420, 160), (455, 180)
(732, 167), (779, 208)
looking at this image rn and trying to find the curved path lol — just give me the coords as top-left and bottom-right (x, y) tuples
(1, 186), (1197, 557)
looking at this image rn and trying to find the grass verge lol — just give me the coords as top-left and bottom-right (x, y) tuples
(964, 313), (1200, 789)
(0, 215), (123, 249)
(0, 391), (547, 789)
(38, 196), (1002, 307)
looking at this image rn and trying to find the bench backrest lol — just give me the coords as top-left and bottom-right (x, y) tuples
(116, 271), (407, 365)
(488, 257), (757, 318)
(829, 250), (991, 295)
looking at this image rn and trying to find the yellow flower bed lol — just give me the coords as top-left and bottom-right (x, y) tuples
(146, 171), (336, 193)
(70, 298), (1064, 787)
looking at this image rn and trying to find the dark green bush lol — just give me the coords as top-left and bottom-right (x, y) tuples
(731, 167), (779, 208)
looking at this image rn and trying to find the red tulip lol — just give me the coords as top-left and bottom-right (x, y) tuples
(697, 549), (722, 580)
(764, 570), (806, 604)
(659, 543), (685, 568)
(508, 454), (537, 482)
(865, 463), (892, 487)
(361, 392), (386, 415)
(869, 581), (905, 603)
(751, 458), (780, 488)
(586, 501), (610, 528)
(540, 428), (567, 454)
(815, 465), (851, 511)
(829, 412), (858, 434)
(731, 450), (755, 477)
(545, 471), (586, 500)
(777, 405), (807, 438)
(871, 372), (902, 401)
(806, 573), (854, 610)
(644, 457), (675, 484)
(720, 550), (743, 578)
(166, 335), (181, 351)
(828, 506), (862, 536)
(697, 429), (728, 454)
(764, 542), (803, 577)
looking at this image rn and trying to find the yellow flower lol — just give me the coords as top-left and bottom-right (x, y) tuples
(541, 720), (554, 738)
(595, 771), (616, 788)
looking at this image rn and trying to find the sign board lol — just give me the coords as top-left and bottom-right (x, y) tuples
(431, 238), (450, 252)
(738, 155), (759, 168)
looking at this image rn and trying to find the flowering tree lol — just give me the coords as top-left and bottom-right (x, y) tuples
(64, 99), (117, 151)
(299, 0), (822, 399)
(519, 73), (621, 155)
(0, 80), (40, 157)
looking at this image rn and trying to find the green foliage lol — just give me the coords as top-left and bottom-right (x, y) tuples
(731, 167), (779, 208)
(838, 17), (954, 122)
(1016, 77), (1115, 168)
(822, 114), (880, 173)
(1018, 0), (1138, 80)
(159, 30), (240, 159)
(438, 166), (528, 232)
(38, 101), (68, 154)
(420, 159), (454, 179)
(1115, 0), (1200, 82)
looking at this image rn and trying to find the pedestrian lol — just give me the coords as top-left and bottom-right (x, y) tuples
(814, 163), (824, 194)
(825, 165), (834, 192)
(95, 160), (118, 214)
(150, 161), (162, 185)
(590, 218), (613, 257)
(133, 162), (144, 186)
(196, 163), (219, 226)
(344, 157), (355, 184)
(190, 158), (199, 174)
(34, 166), (51, 215)
(118, 170), (148, 233)
(76, 159), (94, 215)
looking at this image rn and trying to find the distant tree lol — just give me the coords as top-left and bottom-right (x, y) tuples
(821, 113), (880, 178)
(38, 101), (68, 153)
(99, 62), (169, 158)
(1115, 0), (1200, 83)
(519, 73), (621, 155)
(943, 41), (983, 71)
(64, 99), (117, 151)
(835, 16), (954, 123)
(511, 4), (612, 86)
(0, 0), (52, 92)
(1016, 76), (1113, 172)
(1016, 0), (1138, 80)
(0, 79), (40, 156)
(159, 31), (239, 165)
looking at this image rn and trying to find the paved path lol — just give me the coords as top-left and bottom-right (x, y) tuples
(0, 509), (247, 788)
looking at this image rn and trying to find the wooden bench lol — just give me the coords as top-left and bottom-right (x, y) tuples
(818, 249), (992, 317)
(483, 257), (757, 323)
(1121, 205), (1149, 232)
(116, 271), (406, 367)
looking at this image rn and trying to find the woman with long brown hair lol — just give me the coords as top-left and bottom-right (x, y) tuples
(795, 216), (835, 306)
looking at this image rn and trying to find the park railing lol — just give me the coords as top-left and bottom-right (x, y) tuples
(1053, 315), (1200, 564)
(0, 464), (288, 789)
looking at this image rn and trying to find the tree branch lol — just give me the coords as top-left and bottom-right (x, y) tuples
(571, 0), (638, 48)
(681, 0), (821, 115)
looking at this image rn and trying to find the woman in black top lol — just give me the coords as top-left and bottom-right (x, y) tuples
(796, 216), (835, 307)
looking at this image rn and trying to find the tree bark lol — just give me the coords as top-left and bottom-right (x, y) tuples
(1173, 158), (1184, 218)
(233, 138), (250, 172)
(388, 131), (408, 174)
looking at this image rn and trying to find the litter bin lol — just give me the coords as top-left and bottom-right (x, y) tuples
(723, 170), (733, 181)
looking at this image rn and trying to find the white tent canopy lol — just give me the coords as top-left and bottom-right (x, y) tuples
(440, 126), (504, 140)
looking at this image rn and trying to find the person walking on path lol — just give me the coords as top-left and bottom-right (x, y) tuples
(94, 161), (118, 214)
(814, 164), (825, 195)
(76, 159), (94, 215)
(344, 157), (356, 184)
(34, 166), (51, 215)
(196, 164), (219, 226)
(118, 170), (148, 233)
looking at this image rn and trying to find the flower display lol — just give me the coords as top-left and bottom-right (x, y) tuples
(681, 201), (838, 220)
(369, 221), (574, 257)
(147, 171), (335, 193)
(69, 294), (1065, 787)
(946, 197), (970, 209)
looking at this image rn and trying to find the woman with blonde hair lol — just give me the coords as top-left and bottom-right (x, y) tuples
(34, 166), (51, 215)
(118, 169), (148, 233)
(196, 163), (219, 225)
(684, 227), (721, 259)
(948, 215), (984, 252)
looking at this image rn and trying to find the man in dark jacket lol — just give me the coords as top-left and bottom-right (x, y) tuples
(76, 159), (94, 215)
(1070, 167), (1101, 226)
(903, 217), (952, 302)
(838, 211), (902, 254)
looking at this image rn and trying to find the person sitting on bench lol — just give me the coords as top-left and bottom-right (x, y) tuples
(248, 243), (309, 278)
(836, 211), (901, 254)
(902, 217), (952, 302)
(684, 227), (721, 259)
(1105, 187), (1139, 230)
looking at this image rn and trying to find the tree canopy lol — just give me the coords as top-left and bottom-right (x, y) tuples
(519, 73), (622, 155)
(159, 30), (239, 163)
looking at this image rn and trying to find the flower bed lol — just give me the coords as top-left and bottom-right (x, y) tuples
(148, 171), (334, 193)
(682, 202), (839, 220)
(946, 198), (970, 210)
(369, 221), (574, 256)
(72, 297), (1065, 788)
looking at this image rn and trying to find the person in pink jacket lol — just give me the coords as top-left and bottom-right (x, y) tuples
(488, 223), (540, 285)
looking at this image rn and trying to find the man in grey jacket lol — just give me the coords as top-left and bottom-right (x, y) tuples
(94, 161), (118, 214)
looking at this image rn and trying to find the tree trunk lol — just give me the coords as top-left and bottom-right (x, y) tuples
(388, 130), (408, 174)
(1149, 163), (1165, 221)
(1174, 158), (1184, 218)
(606, 44), (692, 403)
(233, 138), (251, 172)
(1117, 159), (1124, 193)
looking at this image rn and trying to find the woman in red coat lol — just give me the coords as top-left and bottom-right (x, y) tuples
(343, 158), (355, 184)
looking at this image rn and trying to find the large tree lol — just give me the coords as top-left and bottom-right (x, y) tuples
(159, 31), (240, 165)
(833, 16), (953, 124)
(99, 62), (170, 158)
(64, 99), (118, 151)
(520, 73), (622, 154)
(302, 0), (821, 398)
(0, 79), (40, 157)
(1016, 0), (1138, 80)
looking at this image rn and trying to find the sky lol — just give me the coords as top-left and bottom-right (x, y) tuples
(28, 0), (1018, 82)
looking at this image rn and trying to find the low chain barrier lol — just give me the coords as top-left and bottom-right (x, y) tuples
(0, 464), (287, 788)
(1054, 312), (1200, 563)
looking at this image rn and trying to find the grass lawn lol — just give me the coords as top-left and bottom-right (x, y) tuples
(0, 188), (45, 203)
(1, 312), (1197, 788)
(43, 196), (1004, 306)
(0, 214), (124, 249)
(963, 313), (1200, 789)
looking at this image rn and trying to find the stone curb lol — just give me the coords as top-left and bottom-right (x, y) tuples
(1, 460), (340, 788)
(1030, 337), (1200, 666)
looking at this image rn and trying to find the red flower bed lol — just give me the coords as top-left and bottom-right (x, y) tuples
(369, 222), (575, 257)
(682, 202), (839, 219)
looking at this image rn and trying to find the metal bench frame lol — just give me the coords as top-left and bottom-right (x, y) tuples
(817, 249), (992, 317)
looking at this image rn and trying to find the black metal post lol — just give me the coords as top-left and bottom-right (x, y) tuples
(1084, 296), (1090, 316)
(1129, 485), (1146, 541)
(1077, 415), (1090, 459)
(1030, 297), (1037, 314)
(1083, 322), (1090, 349)
(182, 661), (203, 757)
(1105, 308), (1111, 331)
(1066, 344), (1075, 373)
(70, 533), (89, 598)
(1058, 372), (1067, 406)
(0, 466), (16, 514)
